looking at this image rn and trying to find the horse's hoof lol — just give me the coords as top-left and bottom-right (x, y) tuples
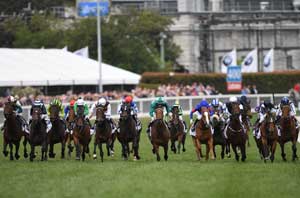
(3, 151), (8, 157)
(227, 154), (231, 158)
(133, 156), (138, 161)
(93, 154), (97, 159)
(157, 158), (161, 162)
(30, 157), (33, 162)
(15, 154), (20, 160)
(49, 153), (55, 158)
(110, 150), (114, 154)
(24, 153), (28, 158)
(152, 149), (155, 154)
(10, 156), (14, 161)
(182, 148), (186, 152)
(164, 156), (168, 161)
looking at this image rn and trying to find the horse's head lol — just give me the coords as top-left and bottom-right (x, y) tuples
(171, 106), (180, 124)
(155, 104), (164, 120)
(3, 102), (15, 119)
(200, 106), (210, 128)
(96, 106), (106, 122)
(120, 103), (131, 120)
(32, 106), (42, 121)
(49, 104), (60, 121)
(77, 105), (85, 117)
(68, 106), (76, 122)
(282, 105), (290, 119)
(242, 102), (252, 118)
(231, 102), (241, 118)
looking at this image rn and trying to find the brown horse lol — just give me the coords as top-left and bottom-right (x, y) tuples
(29, 106), (48, 161)
(260, 110), (278, 162)
(150, 105), (170, 161)
(278, 105), (299, 161)
(2, 102), (29, 160)
(241, 102), (252, 147)
(192, 107), (214, 160)
(72, 106), (91, 161)
(93, 106), (115, 162)
(169, 106), (186, 154)
(65, 106), (76, 157)
(48, 104), (66, 159)
(225, 103), (247, 162)
(211, 112), (227, 159)
(117, 103), (141, 160)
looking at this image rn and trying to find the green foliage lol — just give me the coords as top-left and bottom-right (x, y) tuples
(141, 71), (300, 93)
(11, 86), (42, 97)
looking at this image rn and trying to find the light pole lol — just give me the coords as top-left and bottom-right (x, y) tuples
(159, 32), (167, 70)
(97, 0), (103, 93)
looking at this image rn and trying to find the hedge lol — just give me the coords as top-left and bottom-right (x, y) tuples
(140, 71), (300, 93)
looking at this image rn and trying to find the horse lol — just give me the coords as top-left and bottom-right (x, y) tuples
(93, 106), (115, 162)
(225, 103), (247, 162)
(192, 106), (214, 160)
(117, 103), (141, 160)
(150, 105), (170, 161)
(2, 102), (29, 160)
(259, 109), (278, 162)
(169, 106), (186, 154)
(29, 106), (48, 161)
(211, 112), (227, 159)
(72, 106), (91, 161)
(278, 105), (299, 161)
(48, 104), (66, 159)
(65, 106), (76, 157)
(241, 101), (252, 147)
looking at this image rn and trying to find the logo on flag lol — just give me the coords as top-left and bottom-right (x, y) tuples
(221, 49), (237, 73)
(244, 56), (253, 66)
(263, 48), (274, 72)
(264, 57), (271, 67)
(241, 48), (258, 73)
(223, 55), (233, 66)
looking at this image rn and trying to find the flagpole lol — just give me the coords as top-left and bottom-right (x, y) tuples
(97, 0), (103, 93)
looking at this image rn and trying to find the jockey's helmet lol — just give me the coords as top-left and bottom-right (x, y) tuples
(211, 99), (219, 107)
(124, 96), (133, 103)
(70, 100), (76, 106)
(77, 98), (85, 106)
(174, 100), (180, 106)
(240, 95), (248, 104)
(8, 96), (15, 102)
(229, 96), (238, 103)
(281, 96), (289, 105)
(50, 99), (59, 106)
(200, 99), (209, 107)
(157, 97), (164, 103)
(98, 97), (107, 106)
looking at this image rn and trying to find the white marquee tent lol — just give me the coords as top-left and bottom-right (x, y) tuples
(0, 48), (141, 86)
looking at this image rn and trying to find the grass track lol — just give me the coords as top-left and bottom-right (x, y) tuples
(0, 116), (299, 198)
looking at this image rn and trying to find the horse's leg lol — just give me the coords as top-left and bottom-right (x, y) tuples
(99, 143), (104, 162)
(232, 145), (239, 162)
(3, 137), (8, 157)
(261, 138), (269, 162)
(171, 140), (176, 154)
(66, 134), (73, 157)
(240, 143), (246, 162)
(280, 142), (287, 161)
(93, 141), (97, 159)
(163, 144), (168, 161)
(9, 142), (14, 160)
(182, 133), (186, 152)
(106, 141), (110, 157)
(49, 143), (55, 158)
(270, 140), (277, 162)
(292, 139), (298, 161)
(205, 143), (209, 160)
(221, 144), (225, 159)
(42, 140), (48, 161)
(208, 138), (215, 160)
(74, 137), (80, 160)
(61, 138), (66, 159)
(177, 134), (183, 154)
(110, 133), (116, 154)
(154, 144), (160, 161)
(14, 141), (20, 160)
(192, 137), (201, 160)
(226, 140), (231, 158)
(133, 135), (140, 160)
(213, 145), (216, 159)
(122, 143), (128, 160)
(23, 136), (28, 158)
(126, 142), (130, 157)
(81, 145), (85, 162)
(30, 145), (35, 162)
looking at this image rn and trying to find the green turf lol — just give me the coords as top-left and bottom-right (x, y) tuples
(0, 116), (299, 198)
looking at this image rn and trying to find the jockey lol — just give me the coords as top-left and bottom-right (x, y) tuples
(239, 95), (250, 108)
(117, 95), (142, 131)
(64, 99), (76, 120)
(210, 98), (225, 122)
(253, 100), (275, 136)
(90, 97), (116, 132)
(223, 96), (243, 121)
(30, 98), (52, 132)
(276, 96), (299, 129)
(48, 98), (64, 122)
(146, 96), (171, 134)
(2, 96), (29, 133)
(73, 97), (91, 127)
(189, 99), (213, 134)
(170, 100), (187, 133)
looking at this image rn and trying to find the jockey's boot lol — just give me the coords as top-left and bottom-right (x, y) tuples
(275, 115), (281, 124)
(182, 120), (187, 133)
(109, 118), (116, 132)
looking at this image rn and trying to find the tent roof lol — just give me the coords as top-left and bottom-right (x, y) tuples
(0, 48), (141, 86)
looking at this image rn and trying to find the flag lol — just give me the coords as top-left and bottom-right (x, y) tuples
(241, 48), (258, 73)
(62, 46), (68, 52)
(221, 49), (237, 73)
(74, 46), (89, 58)
(263, 48), (274, 72)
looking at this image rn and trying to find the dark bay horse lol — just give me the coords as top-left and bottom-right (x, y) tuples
(29, 106), (48, 161)
(93, 106), (115, 162)
(169, 106), (186, 154)
(211, 113), (227, 159)
(150, 105), (170, 161)
(192, 107), (214, 160)
(241, 101), (252, 147)
(117, 103), (141, 160)
(72, 107), (91, 161)
(48, 104), (66, 159)
(259, 110), (278, 162)
(225, 103), (247, 162)
(65, 106), (76, 157)
(278, 105), (298, 161)
(2, 102), (28, 160)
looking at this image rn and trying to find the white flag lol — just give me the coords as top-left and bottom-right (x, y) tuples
(62, 46), (68, 52)
(242, 48), (258, 73)
(221, 49), (237, 73)
(74, 46), (89, 58)
(263, 48), (274, 72)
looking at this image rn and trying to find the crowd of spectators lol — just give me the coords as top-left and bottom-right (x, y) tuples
(241, 85), (258, 95)
(0, 83), (220, 107)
